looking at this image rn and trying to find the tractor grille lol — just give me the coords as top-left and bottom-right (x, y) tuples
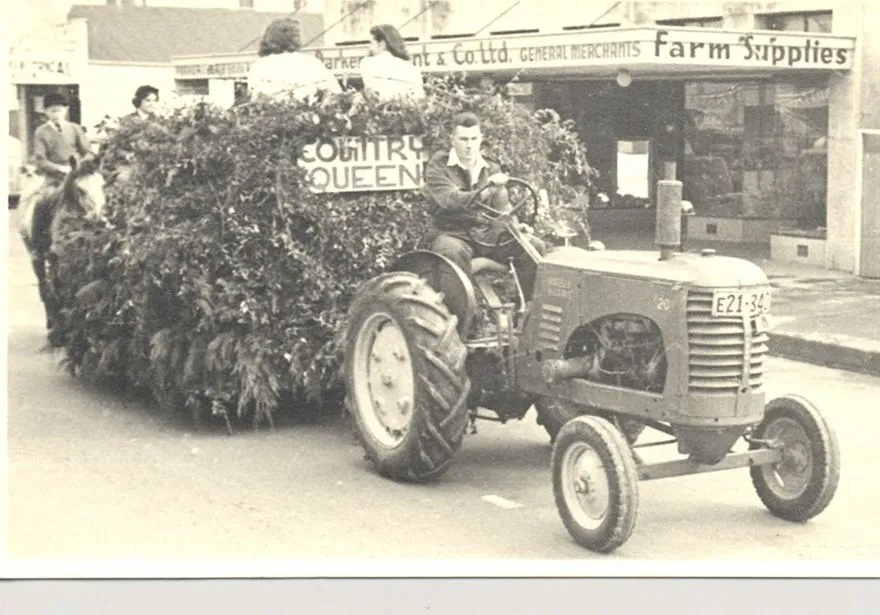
(686, 290), (769, 394)
(538, 303), (563, 349)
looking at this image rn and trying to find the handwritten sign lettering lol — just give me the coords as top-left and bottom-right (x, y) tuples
(298, 135), (428, 193)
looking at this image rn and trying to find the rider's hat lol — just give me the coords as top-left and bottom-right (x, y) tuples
(44, 92), (70, 108)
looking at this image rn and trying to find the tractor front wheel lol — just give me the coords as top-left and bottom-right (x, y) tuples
(749, 395), (840, 522)
(552, 415), (640, 553)
(344, 272), (471, 483)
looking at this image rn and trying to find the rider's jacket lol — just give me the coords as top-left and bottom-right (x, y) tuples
(33, 120), (91, 179)
(421, 149), (507, 242)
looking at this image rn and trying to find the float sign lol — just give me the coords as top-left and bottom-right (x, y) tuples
(299, 135), (428, 193)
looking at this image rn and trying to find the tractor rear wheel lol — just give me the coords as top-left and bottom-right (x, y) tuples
(552, 415), (639, 553)
(344, 272), (470, 483)
(749, 395), (840, 522)
(536, 397), (645, 444)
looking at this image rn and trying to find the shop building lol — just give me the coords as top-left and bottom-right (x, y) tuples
(138, 2), (880, 278)
(8, 18), (90, 162)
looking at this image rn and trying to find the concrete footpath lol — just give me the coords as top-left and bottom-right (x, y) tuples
(760, 260), (880, 377)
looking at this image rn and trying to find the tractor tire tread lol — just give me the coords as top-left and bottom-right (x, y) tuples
(345, 272), (470, 483)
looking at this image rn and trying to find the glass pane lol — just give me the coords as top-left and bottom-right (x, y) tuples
(806, 13), (832, 32)
(684, 79), (829, 229)
(616, 140), (650, 200)
(684, 82), (743, 215)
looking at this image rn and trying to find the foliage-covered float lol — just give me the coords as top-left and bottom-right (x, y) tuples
(49, 78), (593, 429)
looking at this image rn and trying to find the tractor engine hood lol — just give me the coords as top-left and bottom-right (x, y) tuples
(542, 247), (770, 289)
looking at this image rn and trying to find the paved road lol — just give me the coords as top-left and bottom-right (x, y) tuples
(5, 211), (879, 569)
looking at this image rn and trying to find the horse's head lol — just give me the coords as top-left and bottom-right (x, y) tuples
(63, 155), (107, 220)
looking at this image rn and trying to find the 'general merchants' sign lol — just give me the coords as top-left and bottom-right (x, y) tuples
(311, 26), (855, 76)
(171, 26), (856, 82)
(298, 135), (428, 193)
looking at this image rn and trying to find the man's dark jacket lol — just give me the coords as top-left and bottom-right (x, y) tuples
(421, 150), (504, 240)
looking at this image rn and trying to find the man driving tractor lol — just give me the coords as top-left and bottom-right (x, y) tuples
(421, 112), (547, 299)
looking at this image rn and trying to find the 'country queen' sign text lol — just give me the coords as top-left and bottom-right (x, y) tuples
(298, 135), (428, 193)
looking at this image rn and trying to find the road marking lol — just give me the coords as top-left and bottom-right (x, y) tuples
(481, 495), (523, 509)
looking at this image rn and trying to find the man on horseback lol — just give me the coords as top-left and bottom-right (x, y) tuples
(19, 92), (103, 338)
(25, 92), (94, 205)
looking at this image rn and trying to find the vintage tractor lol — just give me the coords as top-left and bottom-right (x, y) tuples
(342, 172), (840, 553)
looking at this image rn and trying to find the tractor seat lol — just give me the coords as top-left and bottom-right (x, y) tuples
(471, 256), (508, 275)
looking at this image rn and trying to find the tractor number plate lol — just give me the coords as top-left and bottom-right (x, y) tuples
(711, 289), (771, 318)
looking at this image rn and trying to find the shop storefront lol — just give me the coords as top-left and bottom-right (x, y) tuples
(8, 19), (89, 164)
(176, 25), (869, 275)
(172, 52), (256, 108)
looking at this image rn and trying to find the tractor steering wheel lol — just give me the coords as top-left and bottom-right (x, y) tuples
(465, 177), (540, 248)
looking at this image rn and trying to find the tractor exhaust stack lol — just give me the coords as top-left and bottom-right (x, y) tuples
(656, 162), (683, 261)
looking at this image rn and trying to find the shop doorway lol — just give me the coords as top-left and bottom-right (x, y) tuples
(533, 80), (685, 247)
(858, 130), (880, 278)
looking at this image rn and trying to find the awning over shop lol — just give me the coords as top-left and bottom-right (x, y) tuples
(172, 25), (857, 82)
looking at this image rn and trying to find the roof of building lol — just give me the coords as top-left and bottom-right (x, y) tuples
(67, 5), (325, 64)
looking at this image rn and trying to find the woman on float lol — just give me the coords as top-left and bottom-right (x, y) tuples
(248, 18), (342, 101)
(359, 24), (425, 101)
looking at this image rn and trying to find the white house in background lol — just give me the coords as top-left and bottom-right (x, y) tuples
(8, 4), (325, 159)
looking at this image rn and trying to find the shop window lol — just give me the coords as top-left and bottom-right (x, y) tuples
(656, 17), (723, 28)
(757, 11), (832, 32)
(683, 78), (829, 230)
(234, 81), (249, 106)
(175, 80), (210, 97)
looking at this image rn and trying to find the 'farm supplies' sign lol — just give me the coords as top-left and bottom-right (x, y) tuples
(309, 26), (855, 77)
(298, 135), (428, 193)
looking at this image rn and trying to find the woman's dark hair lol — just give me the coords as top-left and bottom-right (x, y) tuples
(132, 85), (159, 109)
(369, 24), (409, 61)
(259, 18), (303, 56)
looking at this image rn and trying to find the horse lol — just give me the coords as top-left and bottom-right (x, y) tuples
(19, 155), (107, 335)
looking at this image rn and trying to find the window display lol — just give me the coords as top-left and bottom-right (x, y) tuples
(683, 77), (828, 229)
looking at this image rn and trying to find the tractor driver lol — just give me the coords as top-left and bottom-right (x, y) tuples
(421, 111), (547, 300)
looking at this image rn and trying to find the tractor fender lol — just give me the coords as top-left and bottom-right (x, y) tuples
(392, 250), (476, 336)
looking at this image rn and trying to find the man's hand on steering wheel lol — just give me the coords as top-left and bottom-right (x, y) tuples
(464, 175), (541, 248)
(486, 172), (508, 187)
(466, 175), (533, 219)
